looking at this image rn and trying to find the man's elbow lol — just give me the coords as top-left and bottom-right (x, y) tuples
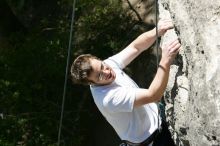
(148, 90), (163, 102)
(134, 89), (163, 108)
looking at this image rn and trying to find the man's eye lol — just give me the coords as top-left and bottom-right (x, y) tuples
(98, 73), (103, 81)
(101, 64), (104, 70)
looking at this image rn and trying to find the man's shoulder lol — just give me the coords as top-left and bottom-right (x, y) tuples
(104, 56), (125, 69)
(90, 83), (121, 99)
(90, 83), (118, 94)
(90, 83), (120, 106)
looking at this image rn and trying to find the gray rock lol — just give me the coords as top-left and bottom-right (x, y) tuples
(122, 0), (220, 145)
(160, 0), (220, 145)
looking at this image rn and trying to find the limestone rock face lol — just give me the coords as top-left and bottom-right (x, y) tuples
(124, 0), (220, 145)
(160, 0), (220, 145)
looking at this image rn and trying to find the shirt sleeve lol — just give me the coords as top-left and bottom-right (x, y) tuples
(103, 86), (136, 113)
(105, 53), (126, 69)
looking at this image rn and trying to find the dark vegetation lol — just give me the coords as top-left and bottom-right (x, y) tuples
(0, 0), (151, 145)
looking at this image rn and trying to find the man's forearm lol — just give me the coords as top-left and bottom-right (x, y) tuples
(133, 39), (180, 107)
(148, 59), (170, 101)
(131, 18), (174, 52)
(132, 28), (157, 52)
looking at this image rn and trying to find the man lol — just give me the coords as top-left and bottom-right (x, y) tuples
(71, 19), (181, 146)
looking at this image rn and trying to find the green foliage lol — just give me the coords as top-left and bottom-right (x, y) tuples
(0, 0), (137, 145)
(74, 0), (135, 59)
(0, 31), (67, 145)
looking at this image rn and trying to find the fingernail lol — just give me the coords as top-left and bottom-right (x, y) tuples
(178, 38), (182, 44)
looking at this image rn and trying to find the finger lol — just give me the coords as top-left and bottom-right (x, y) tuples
(164, 24), (174, 30)
(162, 39), (177, 49)
(171, 43), (181, 53)
(176, 48), (181, 53)
(168, 39), (179, 48)
(160, 23), (174, 30)
(172, 48), (181, 55)
(169, 42), (181, 53)
(167, 42), (180, 52)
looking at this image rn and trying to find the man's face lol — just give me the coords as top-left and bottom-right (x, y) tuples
(87, 58), (116, 85)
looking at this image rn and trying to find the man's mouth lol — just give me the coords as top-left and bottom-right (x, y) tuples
(107, 70), (112, 80)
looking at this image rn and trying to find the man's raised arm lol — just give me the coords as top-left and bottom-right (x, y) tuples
(115, 19), (174, 67)
(134, 39), (181, 107)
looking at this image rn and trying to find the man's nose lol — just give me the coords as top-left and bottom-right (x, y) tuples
(102, 68), (110, 75)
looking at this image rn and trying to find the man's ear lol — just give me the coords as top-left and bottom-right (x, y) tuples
(88, 80), (96, 86)
(88, 82), (93, 85)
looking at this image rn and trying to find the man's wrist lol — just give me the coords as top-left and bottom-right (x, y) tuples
(159, 59), (171, 69)
(158, 65), (166, 71)
(153, 28), (161, 37)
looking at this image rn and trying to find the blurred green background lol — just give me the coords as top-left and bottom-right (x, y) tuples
(0, 0), (156, 145)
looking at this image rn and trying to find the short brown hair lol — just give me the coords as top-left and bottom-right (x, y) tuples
(70, 54), (100, 85)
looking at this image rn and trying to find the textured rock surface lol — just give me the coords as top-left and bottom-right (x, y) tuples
(160, 0), (220, 145)
(124, 0), (220, 145)
(94, 1), (220, 145)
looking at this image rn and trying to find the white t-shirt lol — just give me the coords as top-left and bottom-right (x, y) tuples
(90, 54), (161, 143)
